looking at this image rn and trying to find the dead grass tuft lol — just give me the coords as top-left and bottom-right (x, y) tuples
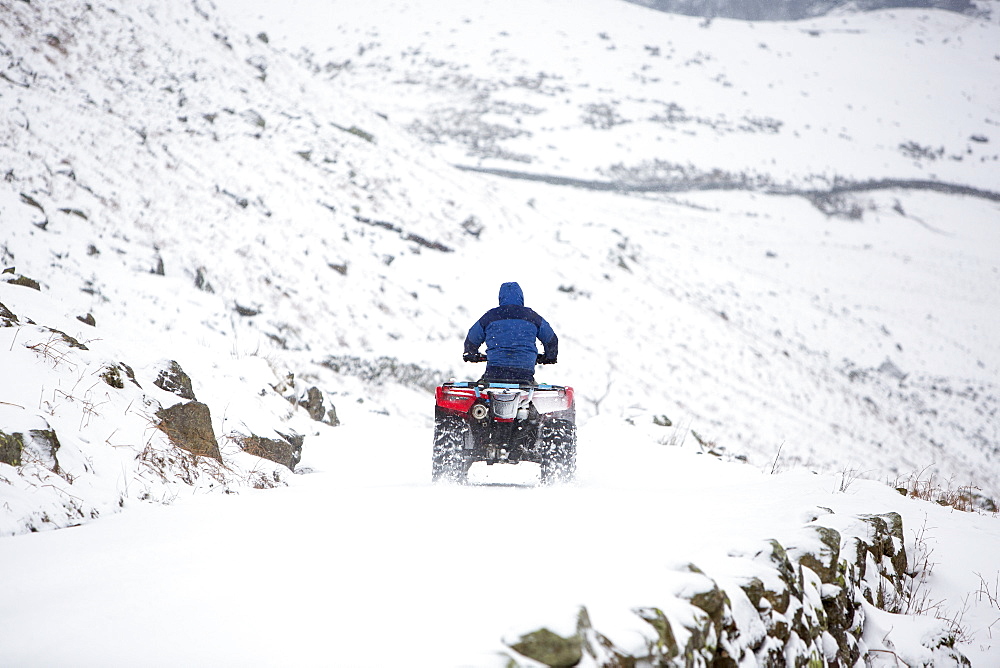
(891, 467), (998, 515)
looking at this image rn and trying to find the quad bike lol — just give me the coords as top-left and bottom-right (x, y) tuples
(432, 354), (576, 485)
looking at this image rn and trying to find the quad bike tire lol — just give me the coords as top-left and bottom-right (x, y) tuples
(432, 415), (472, 483)
(538, 419), (577, 485)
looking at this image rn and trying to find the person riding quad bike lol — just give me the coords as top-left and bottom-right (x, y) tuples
(433, 281), (573, 484)
(463, 282), (558, 383)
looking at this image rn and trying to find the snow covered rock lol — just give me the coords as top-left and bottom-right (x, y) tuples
(297, 386), (325, 422)
(0, 410), (60, 472)
(0, 301), (19, 327)
(153, 360), (197, 401)
(845, 512), (908, 611)
(508, 627), (582, 668)
(508, 607), (632, 668)
(1, 269), (41, 292)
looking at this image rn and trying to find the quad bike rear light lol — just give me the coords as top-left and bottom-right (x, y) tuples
(562, 387), (574, 409)
(531, 386), (574, 413)
(436, 385), (477, 413)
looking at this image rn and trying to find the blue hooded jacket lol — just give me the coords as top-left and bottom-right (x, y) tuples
(464, 282), (558, 372)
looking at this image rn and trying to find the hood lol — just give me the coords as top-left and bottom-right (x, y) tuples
(498, 282), (524, 306)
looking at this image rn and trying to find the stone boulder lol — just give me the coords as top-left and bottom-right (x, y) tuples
(26, 428), (61, 472)
(100, 362), (140, 390)
(237, 431), (303, 471)
(155, 401), (221, 461)
(1, 300), (20, 327)
(507, 607), (631, 668)
(0, 429), (24, 467)
(154, 360), (197, 401)
(508, 628), (582, 668)
(1, 267), (41, 291)
(297, 386), (340, 426)
(0, 410), (62, 473)
(788, 525), (842, 585)
(298, 386), (326, 421)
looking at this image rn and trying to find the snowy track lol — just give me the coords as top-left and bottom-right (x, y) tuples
(3, 414), (999, 666)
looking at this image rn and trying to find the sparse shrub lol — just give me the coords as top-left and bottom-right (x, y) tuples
(320, 354), (444, 393)
(26, 329), (88, 369)
(580, 102), (624, 130)
(806, 191), (865, 219)
(891, 468), (997, 514)
(899, 141), (944, 162)
(837, 465), (872, 492)
(407, 112), (530, 162)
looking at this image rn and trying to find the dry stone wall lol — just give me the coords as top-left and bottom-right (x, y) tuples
(507, 512), (971, 667)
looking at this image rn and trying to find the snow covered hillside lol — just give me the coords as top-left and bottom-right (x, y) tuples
(236, 0), (1000, 192)
(2, 0), (1000, 665)
(213, 0), (1000, 497)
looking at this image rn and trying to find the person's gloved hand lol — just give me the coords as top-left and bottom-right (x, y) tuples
(537, 354), (557, 365)
(463, 352), (485, 363)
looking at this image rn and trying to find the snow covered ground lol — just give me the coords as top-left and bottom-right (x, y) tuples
(3, 412), (1000, 666)
(2, 0), (999, 664)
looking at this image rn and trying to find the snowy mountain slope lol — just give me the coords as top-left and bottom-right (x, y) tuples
(0, 0), (513, 531)
(1, 0), (1000, 665)
(227, 0), (1000, 191)
(0, 0), (502, 358)
(217, 0), (1000, 486)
